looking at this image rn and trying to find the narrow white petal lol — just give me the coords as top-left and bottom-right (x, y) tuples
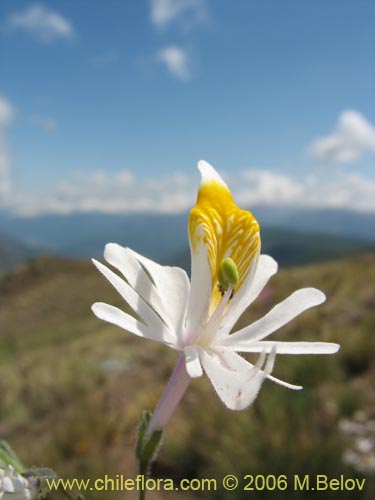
(198, 348), (269, 410)
(267, 374), (302, 390)
(215, 346), (302, 391)
(104, 243), (188, 337)
(92, 259), (176, 345)
(127, 248), (190, 339)
(225, 288), (326, 345)
(92, 302), (173, 345)
(264, 345), (276, 373)
(184, 345), (203, 378)
(184, 239), (212, 340)
(104, 243), (165, 315)
(213, 346), (263, 373)
(218, 254), (278, 338)
(228, 340), (340, 355)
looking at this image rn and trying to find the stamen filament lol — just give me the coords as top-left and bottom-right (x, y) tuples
(197, 284), (234, 346)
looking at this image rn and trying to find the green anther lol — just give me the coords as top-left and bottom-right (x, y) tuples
(218, 257), (239, 291)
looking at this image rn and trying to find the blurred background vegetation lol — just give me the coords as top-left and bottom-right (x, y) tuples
(0, 249), (374, 499)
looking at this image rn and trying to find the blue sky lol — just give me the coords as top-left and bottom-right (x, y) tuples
(0, 0), (374, 215)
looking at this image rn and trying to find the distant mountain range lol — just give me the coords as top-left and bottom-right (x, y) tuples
(0, 207), (373, 269)
(169, 227), (374, 271)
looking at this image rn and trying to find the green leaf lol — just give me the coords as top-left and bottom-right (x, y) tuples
(136, 410), (163, 476)
(0, 440), (25, 473)
(136, 410), (152, 460)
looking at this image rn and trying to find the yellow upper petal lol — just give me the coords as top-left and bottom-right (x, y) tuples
(189, 164), (260, 314)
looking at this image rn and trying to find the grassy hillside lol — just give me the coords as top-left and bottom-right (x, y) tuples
(0, 254), (374, 499)
(0, 230), (37, 272)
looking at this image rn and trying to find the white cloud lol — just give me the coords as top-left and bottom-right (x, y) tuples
(30, 115), (58, 132)
(150, 0), (206, 28)
(157, 46), (190, 80)
(309, 110), (375, 164)
(233, 169), (375, 213)
(8, 169), (195, 216)
(0, 98), (14, 127)
(5, 4), (74, 43)
(235, 170), (304, 206)
(4, 166), (375, 216)
(0, 96), (15, 202)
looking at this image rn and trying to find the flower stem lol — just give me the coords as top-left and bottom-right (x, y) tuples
(59, 487), (77, 499)
(138, 482), (146, 500)
(136, 356), (190, 500)
(147, 355), (191, 435)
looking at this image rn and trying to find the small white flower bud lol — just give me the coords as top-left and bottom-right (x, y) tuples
(0, 462), (37, 500)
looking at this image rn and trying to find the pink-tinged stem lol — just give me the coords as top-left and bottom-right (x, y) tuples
(148, 355), (191, 435)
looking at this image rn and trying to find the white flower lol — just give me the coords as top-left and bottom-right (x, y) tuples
(0, 463), (36, 500)
(92, 161), (339, 430)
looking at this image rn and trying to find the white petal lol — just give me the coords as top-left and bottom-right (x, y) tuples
(218, 254), (278, 338)
(184, 235), (212, 341)
(198, 347), (272, 410)
(215, 346), (301, 390)
(225, 288), (326, 345)
(104, 244), (165, 315)
(127, 247), (190, 340)
(2, 476), (15, 492)
(184, 345), (203, 378)
(92, 302), (174, 345)
(229, 340), (340, 355)
(266, 374), (302, 390)
(92, 259), (176, 345)
(198, 160), (228, 187)
(104, 243), (188, 339)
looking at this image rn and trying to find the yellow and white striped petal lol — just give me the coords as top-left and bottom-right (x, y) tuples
(185, 161), (260, 338)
